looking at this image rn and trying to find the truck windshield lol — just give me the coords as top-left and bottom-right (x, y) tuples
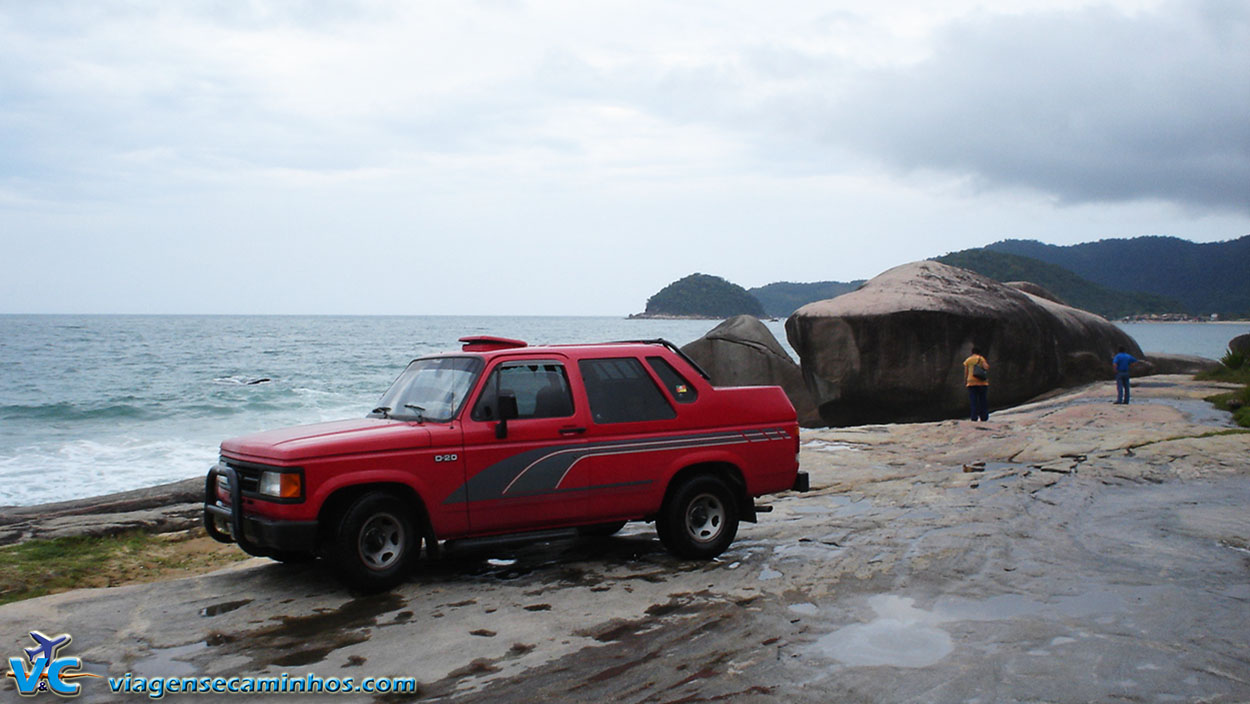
(372, 356), (483, 422)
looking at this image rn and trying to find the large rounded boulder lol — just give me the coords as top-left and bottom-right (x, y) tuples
(785, 261), (1143, 426)
(682, 315), (821, 426)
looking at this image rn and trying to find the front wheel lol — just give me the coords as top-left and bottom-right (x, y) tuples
(268, 550), (317, 564)
(657, 476), (739, 559)
(329, 493), (417, 591)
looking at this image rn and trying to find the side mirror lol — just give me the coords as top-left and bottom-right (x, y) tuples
(498, 393), (519, 420)
(495, 393), (519, 439)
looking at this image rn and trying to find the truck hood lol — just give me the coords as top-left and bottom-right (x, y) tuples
(220, 418), (432, 463)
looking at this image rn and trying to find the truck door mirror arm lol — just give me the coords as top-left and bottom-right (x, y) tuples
(496, 393), (519, 439)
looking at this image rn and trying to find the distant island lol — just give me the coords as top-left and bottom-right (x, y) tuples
(635, 235), (1249, 321)
(631, 273), (766, 319)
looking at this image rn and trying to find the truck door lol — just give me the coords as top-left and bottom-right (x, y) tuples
(457, 359), (591, 534)
(575, 356), (683, 519)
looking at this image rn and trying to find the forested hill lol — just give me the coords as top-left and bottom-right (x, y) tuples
(935, 249), (1182, 318)
(984, 235), (1250, 317)
(639, 273), (764, 318)
(749, 281), (864, 317)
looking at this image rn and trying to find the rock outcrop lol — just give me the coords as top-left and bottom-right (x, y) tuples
(1134, 353), (1221, 376)
(786, 261), (1143, 426)
(1006, 281), (1065, 304)
(682, 316), (820, 426)
(0, 477), (202, 545)
(1229, 333), (1250, 356)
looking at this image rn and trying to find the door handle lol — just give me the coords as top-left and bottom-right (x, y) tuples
(559, 426), (587, 436)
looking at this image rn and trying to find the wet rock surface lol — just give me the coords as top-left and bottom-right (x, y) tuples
(3, 375), (1248, 703)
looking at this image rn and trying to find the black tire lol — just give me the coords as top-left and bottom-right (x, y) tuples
(328, 492), (417, 591)
(268, 550), (317, 564)
(656, 475), (739, 559)
(237, 541), (271, 559)
(577, 520), (627, 538)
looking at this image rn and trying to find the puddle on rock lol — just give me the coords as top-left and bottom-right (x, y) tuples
(1144, 398), (1236, 427)
(200, 599), (253, 617)
(132, 642), (207, 678)
(813, 587), (1147, 669)
(758, 566), (783, 581)
(788, 603), (820, 616)
(814, 595), (952, 668)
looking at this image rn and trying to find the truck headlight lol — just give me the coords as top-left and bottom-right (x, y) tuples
(258, 471), (302, 499)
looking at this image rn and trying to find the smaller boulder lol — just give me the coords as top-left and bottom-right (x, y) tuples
(682, 316), (820, 426)
(1229, 334), (1250, 357)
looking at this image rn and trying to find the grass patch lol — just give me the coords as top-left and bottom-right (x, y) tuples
(1197, 356), (1250, 428)
(0, 528), (248, 606)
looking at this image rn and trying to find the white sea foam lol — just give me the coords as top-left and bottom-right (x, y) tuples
(0, 437), (217, 505)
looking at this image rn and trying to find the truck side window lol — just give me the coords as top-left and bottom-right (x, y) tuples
(472, 362), (574, 421)
(646, 356), (698, 404)
(579, 358), (677, 424)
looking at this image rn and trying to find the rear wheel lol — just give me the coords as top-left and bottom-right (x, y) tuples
(657, 475), (739, 559)
(329, 493), (417, 591)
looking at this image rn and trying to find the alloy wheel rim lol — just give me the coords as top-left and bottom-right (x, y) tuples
(359, 513), (405, 571)
(685, 493), (724, 543)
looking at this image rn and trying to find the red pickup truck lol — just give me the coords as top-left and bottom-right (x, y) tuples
(205, 337), (806, 589)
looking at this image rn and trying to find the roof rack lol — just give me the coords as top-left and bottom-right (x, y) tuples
(602, 338), (712, 381)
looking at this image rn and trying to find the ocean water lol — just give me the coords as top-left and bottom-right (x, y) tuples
(0, 315), (1244, 506)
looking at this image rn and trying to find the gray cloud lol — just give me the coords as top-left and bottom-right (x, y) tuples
(826, 0), (1250, 213)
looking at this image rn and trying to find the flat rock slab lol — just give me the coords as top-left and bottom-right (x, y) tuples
(0, 478), (203, 545)
(2, 376), (1248, 703)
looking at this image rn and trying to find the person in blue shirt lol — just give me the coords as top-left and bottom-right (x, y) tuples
(1112, 346), (1138, 404)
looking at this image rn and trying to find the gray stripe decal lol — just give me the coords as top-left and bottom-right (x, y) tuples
(443, 429), (788, 504)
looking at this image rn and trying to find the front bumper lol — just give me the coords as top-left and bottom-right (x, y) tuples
(204, 464), (318, 556)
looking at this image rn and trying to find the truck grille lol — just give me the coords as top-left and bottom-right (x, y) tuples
(219, 458), (270, 494)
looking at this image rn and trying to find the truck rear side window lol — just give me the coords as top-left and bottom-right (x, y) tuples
(646, 356), (698, 404)
(579, 358), (677, 424)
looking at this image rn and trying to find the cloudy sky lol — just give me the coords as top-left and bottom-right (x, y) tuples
(2, 0), (1247, 315)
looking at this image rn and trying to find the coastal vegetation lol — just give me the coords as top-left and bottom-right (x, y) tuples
(641, 273), (765, 318)
(935, 249), (1182, 318)
(0, 529), (245, 605)
(985, 235), (1250, 318)
(1198, 349), (1250, 428)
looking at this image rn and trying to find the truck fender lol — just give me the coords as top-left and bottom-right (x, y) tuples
(659, 451), (753, 522)
(311, 470), (437, 544)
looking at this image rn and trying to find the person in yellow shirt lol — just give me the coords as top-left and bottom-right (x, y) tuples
(963, 346), (990, 421)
